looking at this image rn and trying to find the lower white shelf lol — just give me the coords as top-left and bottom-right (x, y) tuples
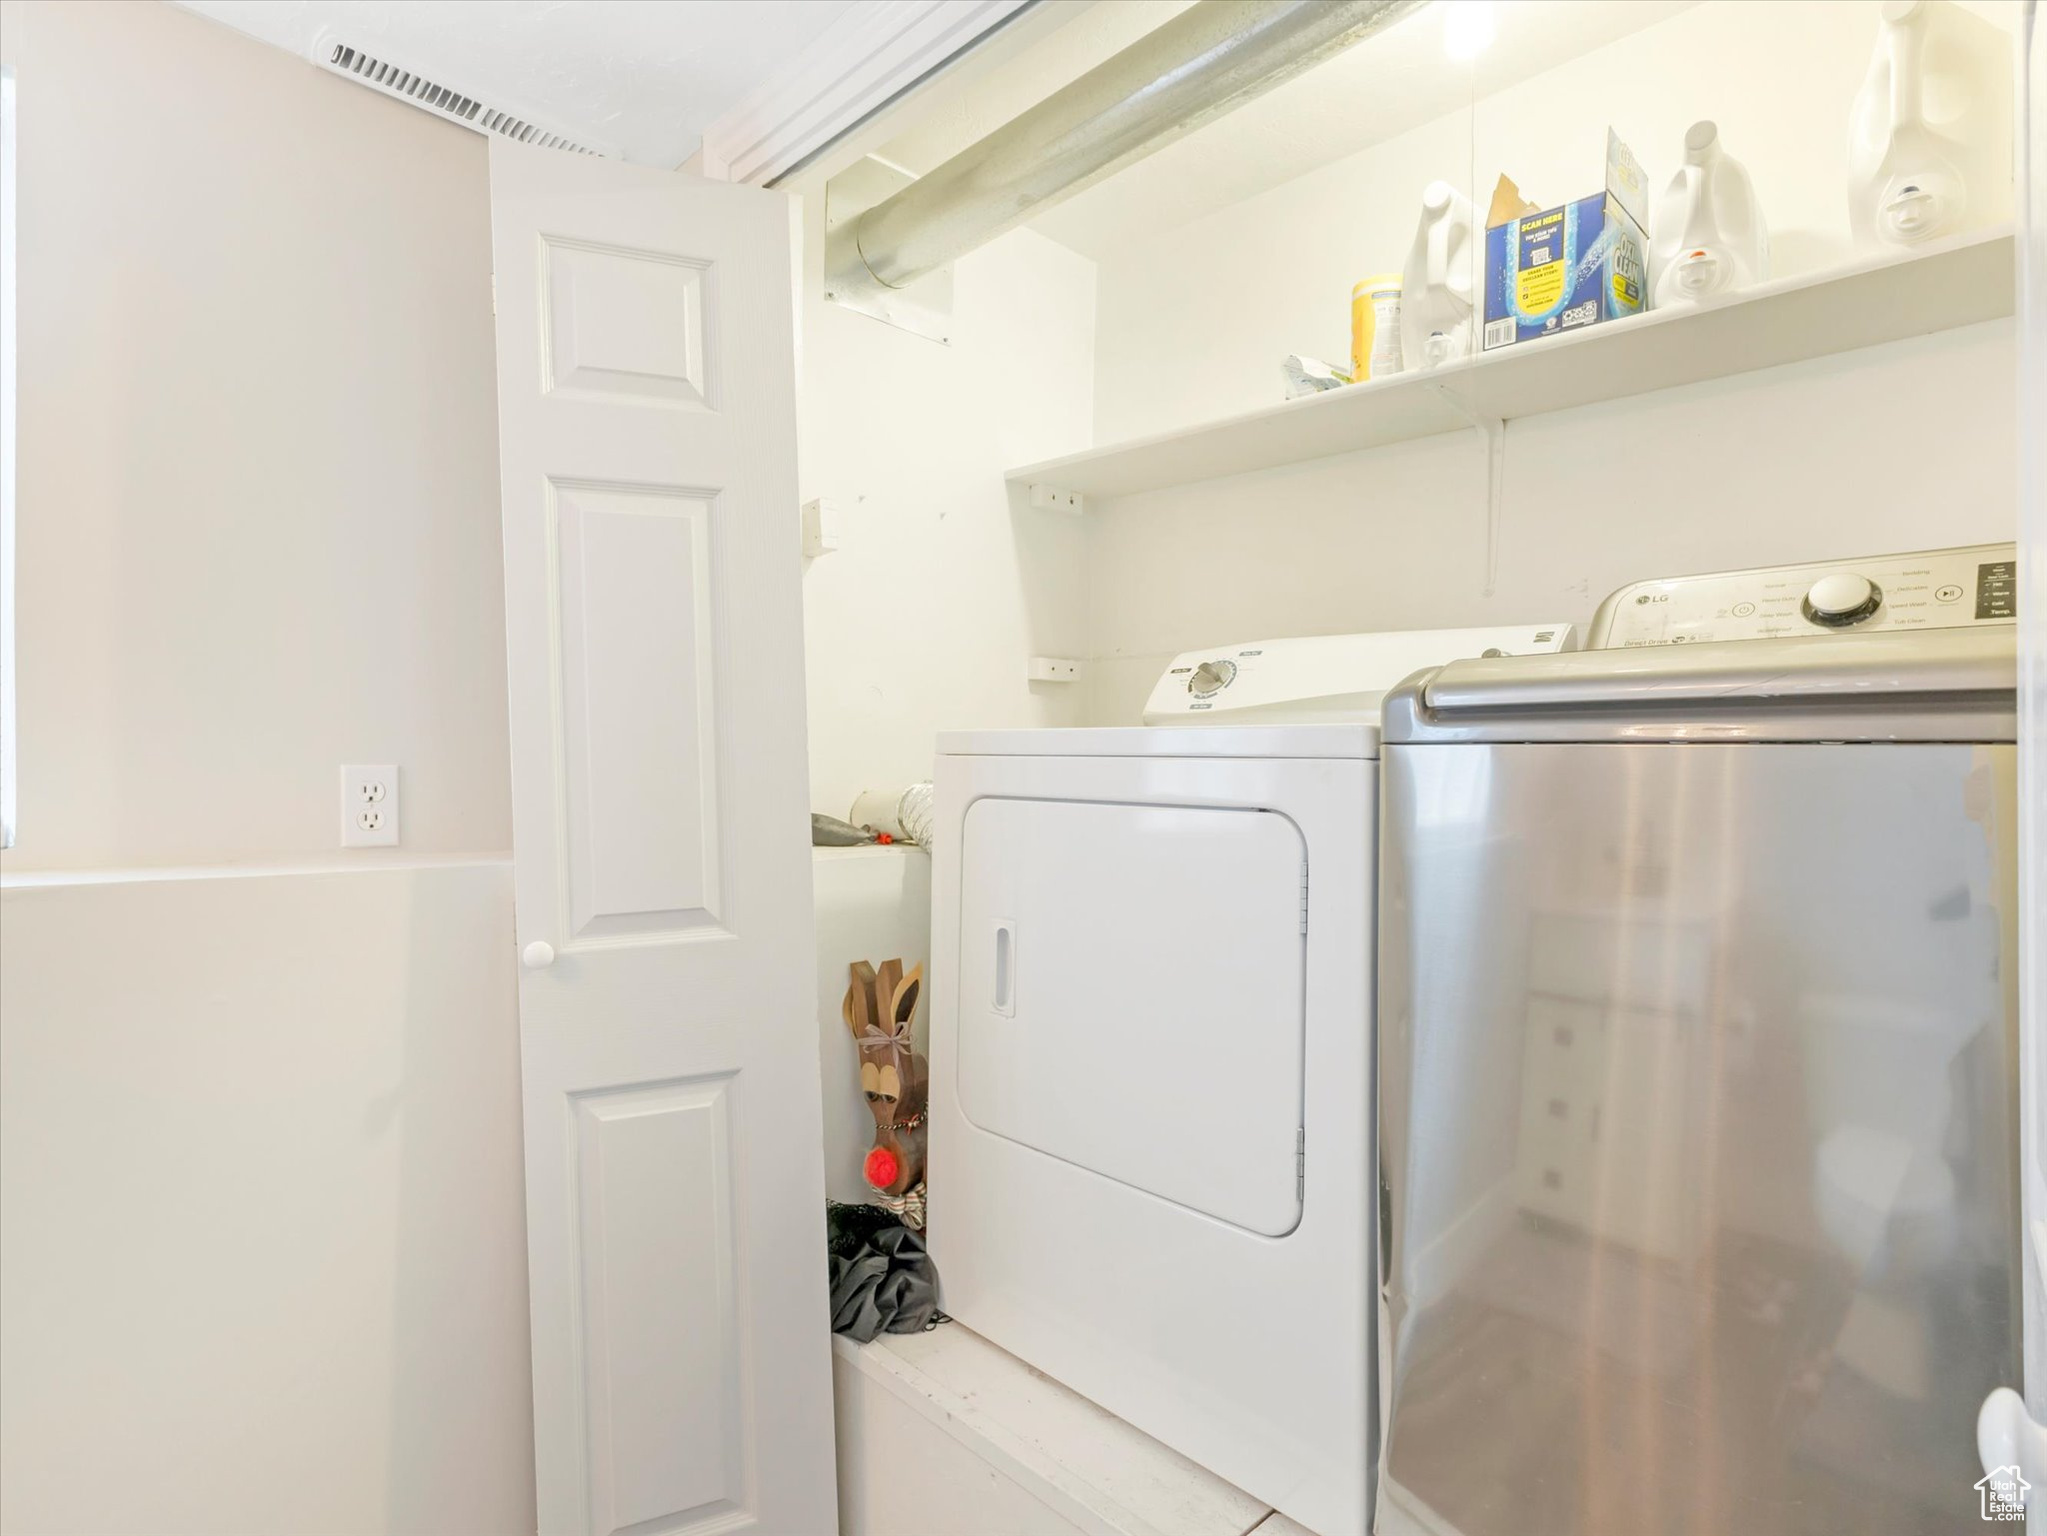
(1007, 226), (2015, 504)
(831, 1323), (1314, 1536)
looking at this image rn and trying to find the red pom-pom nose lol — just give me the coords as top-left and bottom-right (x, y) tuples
(864, 1146), (900, 1190)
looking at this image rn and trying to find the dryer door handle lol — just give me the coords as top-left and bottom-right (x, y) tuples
(993, 919), (1017, 1017)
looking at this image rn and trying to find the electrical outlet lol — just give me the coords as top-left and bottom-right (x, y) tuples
(340, 764), (400, 847)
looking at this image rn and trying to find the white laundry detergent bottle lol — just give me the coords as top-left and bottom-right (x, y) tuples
(1400, 181), (1478, 370)
(1847, 0), (2012, 249)
(1650, 121), (1768, 307)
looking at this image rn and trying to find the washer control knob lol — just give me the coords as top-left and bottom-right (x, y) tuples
(1188, 659), (1236, 697)
(1803, 572), (1881, 627)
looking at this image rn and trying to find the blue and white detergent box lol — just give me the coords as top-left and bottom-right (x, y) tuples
(1482, 129), (1650, 350)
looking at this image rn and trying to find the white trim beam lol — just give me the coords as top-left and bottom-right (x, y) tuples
(697, 0), (1029, 185)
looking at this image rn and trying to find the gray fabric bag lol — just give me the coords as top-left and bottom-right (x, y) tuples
(828, 1222), (939, 1343)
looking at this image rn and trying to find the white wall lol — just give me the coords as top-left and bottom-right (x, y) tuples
(797, 198), (1097, 819)
(789, 2), (2022, 749)
(1085, 322), (2017, 719)
(1, 0), (510, 872)
(0, 864), (533, 1536)
(0, 6), (533, 1530)
(1079, 0), (2020, 720)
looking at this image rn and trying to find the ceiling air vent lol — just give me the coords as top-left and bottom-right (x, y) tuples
(310, 33), (615, 158)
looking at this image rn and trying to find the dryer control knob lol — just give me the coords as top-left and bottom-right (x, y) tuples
(1188, 659), (1236, 697)
(1803, 573), (1881, 627)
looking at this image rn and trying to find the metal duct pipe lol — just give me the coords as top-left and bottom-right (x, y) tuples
(830, 0), (1422, 298)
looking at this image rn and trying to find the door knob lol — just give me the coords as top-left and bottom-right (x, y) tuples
(522, 940), (556, 971)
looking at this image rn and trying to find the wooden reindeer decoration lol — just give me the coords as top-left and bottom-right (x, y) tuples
(843, 958), (927, 1228)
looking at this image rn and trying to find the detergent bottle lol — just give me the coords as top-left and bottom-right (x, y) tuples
(1400, 181), (1479, 370)
(1847, 0), (2012, 249)
(1650, 121), (1768, 307)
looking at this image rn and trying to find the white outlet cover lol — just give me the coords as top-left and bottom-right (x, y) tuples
(340, 763), (399, 847)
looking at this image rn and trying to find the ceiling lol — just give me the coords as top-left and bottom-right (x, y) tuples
(177, 0), (1699, 257)
(175, 0), (857, 167)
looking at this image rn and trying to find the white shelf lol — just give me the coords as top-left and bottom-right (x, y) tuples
(1007, 228), (2015, 504)
(832, 1326), (1270, 1536)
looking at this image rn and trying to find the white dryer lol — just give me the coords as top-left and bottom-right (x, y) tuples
(928, 623), (1574, 1536)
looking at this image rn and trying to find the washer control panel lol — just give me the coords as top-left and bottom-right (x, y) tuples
(1589, 542), (2017, 649)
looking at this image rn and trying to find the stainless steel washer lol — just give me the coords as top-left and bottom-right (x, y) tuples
(1375, 545), (2021, 1536)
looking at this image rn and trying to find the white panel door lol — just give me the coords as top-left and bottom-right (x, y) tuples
(489, 139), (834, 1536)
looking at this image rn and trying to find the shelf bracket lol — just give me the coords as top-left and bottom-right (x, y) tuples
(1433, 385), (1506, 599)
(1028, 484), (1085, 515)
(1027, 655), (1085, 683)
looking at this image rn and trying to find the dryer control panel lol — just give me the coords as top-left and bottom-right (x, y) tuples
(1142, 624), (1576, 725)
(1588, 542), (2018, 649)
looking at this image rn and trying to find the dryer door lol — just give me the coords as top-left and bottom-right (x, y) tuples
(956, 797), (1307, 1236)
